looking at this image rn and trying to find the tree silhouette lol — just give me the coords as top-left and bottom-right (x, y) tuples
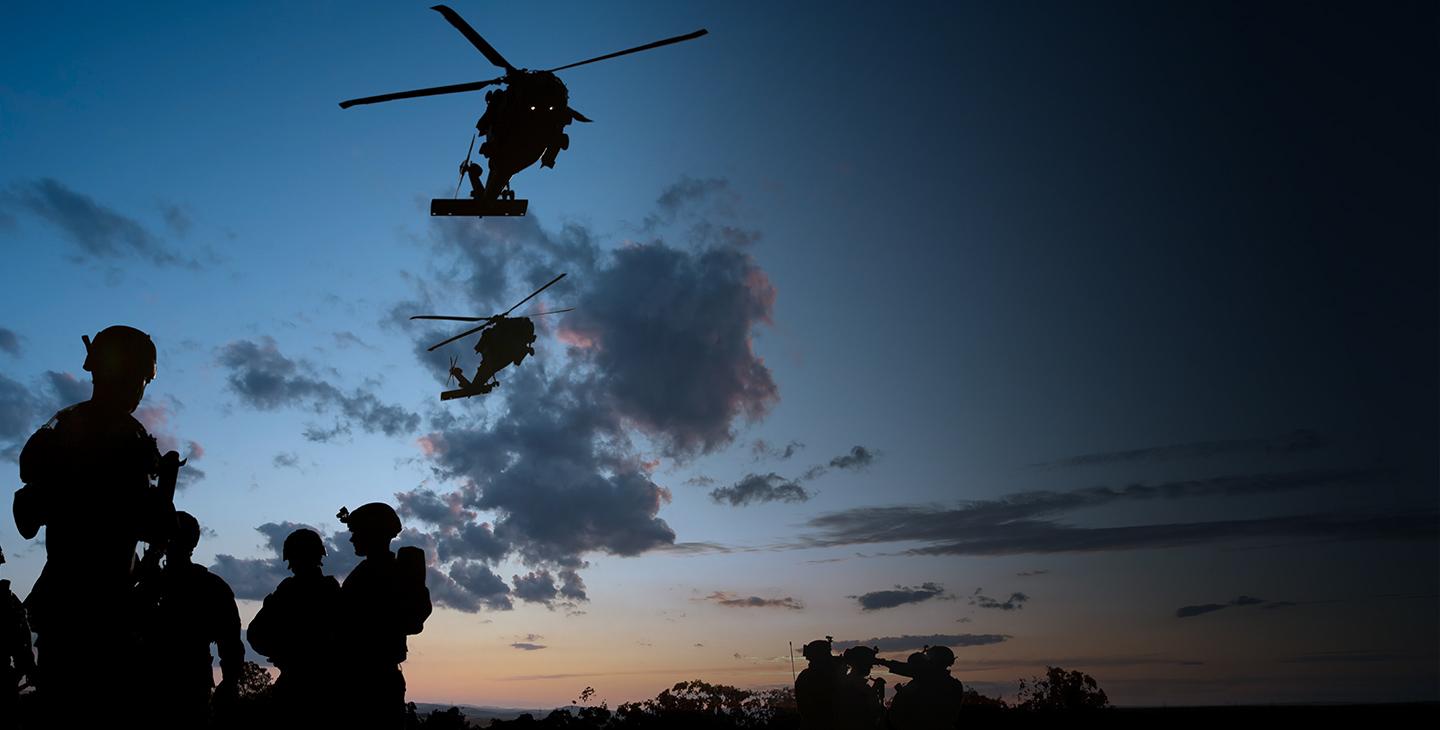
(1015, 666), (1110, 711)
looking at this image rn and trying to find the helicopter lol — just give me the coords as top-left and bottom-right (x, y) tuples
(412, 273), (573, 400)
(339, 5), (708, 218)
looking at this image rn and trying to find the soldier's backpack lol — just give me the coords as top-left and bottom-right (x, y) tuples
(395, 546), (431, 635)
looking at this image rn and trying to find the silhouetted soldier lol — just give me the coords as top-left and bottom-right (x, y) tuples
(133, 511), (244, 729)
(795, 638), (842, 730)
(13, 325), (180, 722)
(1, 545), (35, 722)
(837, 645), (884, 730)
(247, 528), (342, 727)
(883, 647), (961, 730)
(337, 503), (432, 729)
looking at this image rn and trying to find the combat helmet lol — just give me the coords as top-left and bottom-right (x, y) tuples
(83, 325), (157, 382)
(338, 502), (402, 539)
(282, 528), (327, 563)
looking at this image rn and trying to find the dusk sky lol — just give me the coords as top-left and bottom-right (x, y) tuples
(1, 0), (1435, 709)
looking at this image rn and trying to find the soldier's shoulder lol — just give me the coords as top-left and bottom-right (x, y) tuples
(195, 564), (236, 593)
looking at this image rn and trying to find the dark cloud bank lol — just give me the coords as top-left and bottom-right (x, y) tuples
(217, 180), (780, 613)
(1034, 430), (1329, 468)
(797, 467), (1436, 556)
(834, 634), (1009, 653)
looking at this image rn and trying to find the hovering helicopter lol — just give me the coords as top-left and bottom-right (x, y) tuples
(339, 5), (708, 218)
(412, 273), (573, 400)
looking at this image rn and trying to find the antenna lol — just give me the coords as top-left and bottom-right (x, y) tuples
(789, 641), (796, 681)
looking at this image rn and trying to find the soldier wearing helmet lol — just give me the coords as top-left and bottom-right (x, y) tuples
(14, 325), (182, 719)
(885, 645), (963, 730)
(247, 527), (342, 727)
(133, 511), (244, 729)
(795, 637), (843, 730)
(336, 503), (432, 728)
(837, 645), (885, 730)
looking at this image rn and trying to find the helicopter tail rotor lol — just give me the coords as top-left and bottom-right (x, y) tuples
(446, 354), (459, 386)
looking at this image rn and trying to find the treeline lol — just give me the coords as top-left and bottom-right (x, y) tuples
(409, 666), (1110, 729)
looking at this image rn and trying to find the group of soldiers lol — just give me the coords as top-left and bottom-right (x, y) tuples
(796, 637), (964, 730)
(0, 325), (433, 729)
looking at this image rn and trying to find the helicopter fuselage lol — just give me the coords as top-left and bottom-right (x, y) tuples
(478, 71), (580, 200)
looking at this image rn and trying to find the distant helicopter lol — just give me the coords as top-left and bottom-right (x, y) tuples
(339, 5), (708, 218)
(412, 273), (572, 400)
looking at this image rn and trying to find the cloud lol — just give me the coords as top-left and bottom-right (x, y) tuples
(0, 374), (38, 456)
(702, 591), (804, 610)
(1016, 569), (1049, 577)
(131, 400), (206, 489)
(436, 521), (509, 564)
(512, 570), (559, 604)
(709, 473), (809, 507)
(332, 331), (377, 350)
(1175, 603), (1228, 619)
(833, 634), (1010, 652)
(217, 337), (420, 439)
(752, 439), (804, 461)
(797, 468), (1436, 556)
(272, 452), (300, 469)
(511, 642), (546, 651)
(395, 488), (478, 532)
(854, 582), (949, 611)
(970, 590), (1030, 611)
(447, 560), (513, 611)
(829, 445), (878, 470)
(799, 445), (881, 481)
(0, 178), (197, 267)
(1033, 430), (1329, 468)
(655, 177), (732, 218)
(210, 553), (290, 602)
(160, 203), (192, 237)
(0, 327), (20, 357)
(43, 371), (90, 404)
(711, 445), (879, 505)
(381, 178), (778, 599)
(558, 242), (778, 457)
(1176, 595), (1268, 618)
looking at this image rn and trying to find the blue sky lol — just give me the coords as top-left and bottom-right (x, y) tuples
(1, 0), (1435, 707)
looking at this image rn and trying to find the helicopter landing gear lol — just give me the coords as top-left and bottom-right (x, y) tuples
(431, 195), (529, 217)
(439, 379), (497, 401)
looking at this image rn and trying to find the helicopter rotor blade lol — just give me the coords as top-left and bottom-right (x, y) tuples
(410, 315), (495, 322)
(339, 78), (503, 109)
(545, 29), (708, 73)
(426, 322), (492, 352)
(431, 5), (516, 72)
(503, 273), (567, 316)
(517, 307), (575, 317)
